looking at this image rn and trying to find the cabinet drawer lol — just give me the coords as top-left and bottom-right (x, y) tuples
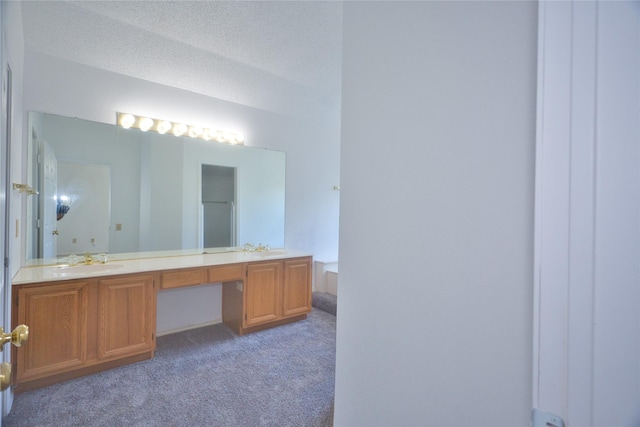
(160, 268), (206, 289)
(208, 264), (245, 283)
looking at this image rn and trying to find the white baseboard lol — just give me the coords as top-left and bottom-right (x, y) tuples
(156, 318), (223, 337)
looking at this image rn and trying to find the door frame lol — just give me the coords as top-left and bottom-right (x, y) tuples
(533, 1), (640, 425)
(0, 2), (13, 419)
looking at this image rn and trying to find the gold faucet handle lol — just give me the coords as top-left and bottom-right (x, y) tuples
(0, 325), (29, 349)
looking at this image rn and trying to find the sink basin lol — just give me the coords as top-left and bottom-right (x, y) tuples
(251, 250), (289, 258)
(52, 263), (125, 276)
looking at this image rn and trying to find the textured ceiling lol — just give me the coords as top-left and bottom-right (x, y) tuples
(20, 1), (343, 121)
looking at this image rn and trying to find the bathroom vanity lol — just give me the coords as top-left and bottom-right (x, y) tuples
(11, 250), (312, 392)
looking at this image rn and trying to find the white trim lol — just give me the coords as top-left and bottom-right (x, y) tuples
(531, 0), (546, 410)
(155, 318), (222, 337)
(533, 0), (574, 416)
(533, 2), (640, 425)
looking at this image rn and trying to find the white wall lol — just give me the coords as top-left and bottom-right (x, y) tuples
(335, 2), (537, 426)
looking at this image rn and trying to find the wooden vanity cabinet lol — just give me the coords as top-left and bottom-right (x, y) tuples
(14, 280), (90, 385)
(13, 273), (157, 391)
(245, 261), (283, 326)
(12, 253), (311, 390)
(282, 258), (313, 317)
(222, 257), (312, 335)
(160, 268), (206, 289)
(159, 264), (244, 290)
(97, 274), (156, 360)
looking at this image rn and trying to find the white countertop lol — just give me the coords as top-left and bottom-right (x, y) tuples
(12, 249), (312, 285)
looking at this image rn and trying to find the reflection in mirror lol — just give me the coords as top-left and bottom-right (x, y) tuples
(56, 162), (111, 256)
(26, 112), (286, 265)
(202, 164), (236, 248)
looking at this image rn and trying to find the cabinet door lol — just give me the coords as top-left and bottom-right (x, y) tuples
(245, 261), (282, 327)
(98, 274), (156, 360)
(282, 258), (312, 317)
(15, 281), (89, 382)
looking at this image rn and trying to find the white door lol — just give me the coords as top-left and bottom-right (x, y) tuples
(0, 23), (8, 424)
(0, 6), (30, 422)
(533, 2), (640, 426)
(40, 141), (57, 259)
(0, 14), (16, 419)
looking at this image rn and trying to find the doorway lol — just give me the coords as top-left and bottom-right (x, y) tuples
(201, 164), (236, 248)
(37, 141), (56, 258)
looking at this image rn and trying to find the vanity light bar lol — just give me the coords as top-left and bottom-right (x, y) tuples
(116, 112), (245, 145)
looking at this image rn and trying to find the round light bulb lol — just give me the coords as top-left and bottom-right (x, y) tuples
(188, 126), (203, 138)
(157, 121), (172, 134)
(202, 129), (214, 141)
(173, 123), (187, 136)
(120, 114), (135, 129)
(139, 117), (154, 132)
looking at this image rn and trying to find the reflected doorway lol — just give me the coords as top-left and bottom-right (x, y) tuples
(202, 165), (236, 248)
(56, 162), (111, 256)
(39, 141), (57, 258)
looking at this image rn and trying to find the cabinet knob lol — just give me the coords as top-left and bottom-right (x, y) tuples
(0, 324), (29, 349)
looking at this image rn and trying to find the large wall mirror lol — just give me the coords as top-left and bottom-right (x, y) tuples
(25, 112), (285, 265)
